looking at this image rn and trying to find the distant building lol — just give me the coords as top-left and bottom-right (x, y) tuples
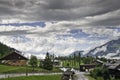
(52, 60), (62, 67)
(79, 59), (104, 72)
(40, 59), (62, 67)
(0, 51), (28, 66)
(104, 60), (120, 78)
(94, 60), (104, 65)
(80, 64), (96, 71)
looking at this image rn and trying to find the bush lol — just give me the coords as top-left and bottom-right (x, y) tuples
(90, 67), (110, 80)
(96, 77), (104, 80)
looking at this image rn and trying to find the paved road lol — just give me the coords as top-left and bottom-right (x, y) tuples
(0, 71), (88, 80)
(0, 73), (62, 79)
(76, 72), (88, 80)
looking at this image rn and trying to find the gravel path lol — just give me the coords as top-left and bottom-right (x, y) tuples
(76, 72), (88, 80)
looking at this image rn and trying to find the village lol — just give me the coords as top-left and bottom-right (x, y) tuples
(0, 50), (120, 80)
(0, 0), (120, 80)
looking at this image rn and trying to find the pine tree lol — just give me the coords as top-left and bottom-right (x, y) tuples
(29, 55), (37, 71)
(43, 52), (53, 70)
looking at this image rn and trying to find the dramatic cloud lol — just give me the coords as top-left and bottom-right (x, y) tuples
(0, 0), (120, 26)
(0, 0), (120, 58)
(0, 22), (120, 58)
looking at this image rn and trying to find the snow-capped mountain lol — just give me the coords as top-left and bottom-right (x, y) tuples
(86, 38), (120, 59)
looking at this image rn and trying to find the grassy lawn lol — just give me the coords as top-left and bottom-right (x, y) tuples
(0, 75), (61, 80)
(0, 65), (20, 73)
(62, 60), (84, 68)
(0, 64), (62, 73)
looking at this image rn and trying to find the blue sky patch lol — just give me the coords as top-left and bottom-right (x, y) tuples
(69, 29), (90, 38)
(0, 22), (46, 27)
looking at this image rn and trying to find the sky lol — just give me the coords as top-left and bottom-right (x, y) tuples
(0, 0), (120, 58)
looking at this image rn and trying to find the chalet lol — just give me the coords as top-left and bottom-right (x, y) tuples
(0, 51), (28, 66)
(104, 60), (120, 78)
(80, 64), (96, 71)
(79, 59), (104, 72)
(94, 60), (104, 65)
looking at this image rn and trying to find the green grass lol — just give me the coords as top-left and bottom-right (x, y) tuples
(62, 60), (84, 68)
(0, 65), (19, 73)
(0, 75), (61, 80)
(0, 64), (62, 73)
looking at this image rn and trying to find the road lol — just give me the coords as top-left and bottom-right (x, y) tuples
(0, 72), (62, 79)
(0, 71), (88, 80)
(76, 72), (88, 80)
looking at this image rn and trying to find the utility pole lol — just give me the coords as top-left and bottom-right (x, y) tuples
(74, 53), (76, 66)
(26, 64), (28, 76)
(78, 52), (81, 70)
(52, 54), (55, 68)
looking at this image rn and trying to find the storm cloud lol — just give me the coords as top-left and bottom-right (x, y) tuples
(0, 0), (120, 26)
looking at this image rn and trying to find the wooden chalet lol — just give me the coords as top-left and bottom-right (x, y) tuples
(0, 51), (28, 66)
(79, 60), (104, 72)
(105, 60), (120, 78)
(94, 59), (104, 65)
(80, 64), (96, 71)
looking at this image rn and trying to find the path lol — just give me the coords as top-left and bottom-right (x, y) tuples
(0, 72), (62, 79)
(76, 72), (88, 80)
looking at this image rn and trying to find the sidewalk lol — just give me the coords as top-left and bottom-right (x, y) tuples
(0, 72), (62, 79)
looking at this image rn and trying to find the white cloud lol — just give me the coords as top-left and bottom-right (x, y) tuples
(0, 22), (120, 58)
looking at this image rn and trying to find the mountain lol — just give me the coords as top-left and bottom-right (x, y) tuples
(0, 42), (17, 58)
(69, 50), (84, 57)
(86, 38), (120, 58)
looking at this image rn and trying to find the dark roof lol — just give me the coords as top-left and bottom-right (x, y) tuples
(108, 64), (120, 69)
(80, 64), (96, 67)
(105, 61), (120, 69)
(96, 60), (104, 64)
(0, 51), (28, 60)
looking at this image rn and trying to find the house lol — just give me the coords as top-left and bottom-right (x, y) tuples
(0, 51), (28, 66)
(94, 59), (104, 65)
(52, 60), (62, 67)
(104, 60), (120, 78)
(40, 59), (62, 67)
(79, 59), (104, 72)
(80, 64), (96, 71)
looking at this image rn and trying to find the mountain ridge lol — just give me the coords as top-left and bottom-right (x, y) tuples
(69, 50), (84, 57)
(86, 38), (120, 58)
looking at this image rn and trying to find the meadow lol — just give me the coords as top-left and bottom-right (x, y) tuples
(0, 75), (61, 80)
(62, 60), (84, 68)
(0, 64), (62, 73)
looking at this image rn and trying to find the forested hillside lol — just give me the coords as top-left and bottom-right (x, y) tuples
(0, 42), (14, 58)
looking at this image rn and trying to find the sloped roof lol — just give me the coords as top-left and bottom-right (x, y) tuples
(0, 51), (28, 60)
(106, 60), (120, 69)
(108, 63), (120, 69)
(95, 60), (104, 64)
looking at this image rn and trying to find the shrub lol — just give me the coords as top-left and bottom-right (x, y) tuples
(90, 67), (110, 80)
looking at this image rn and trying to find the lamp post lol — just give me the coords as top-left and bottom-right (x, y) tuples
(25, 60), (28, 76)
